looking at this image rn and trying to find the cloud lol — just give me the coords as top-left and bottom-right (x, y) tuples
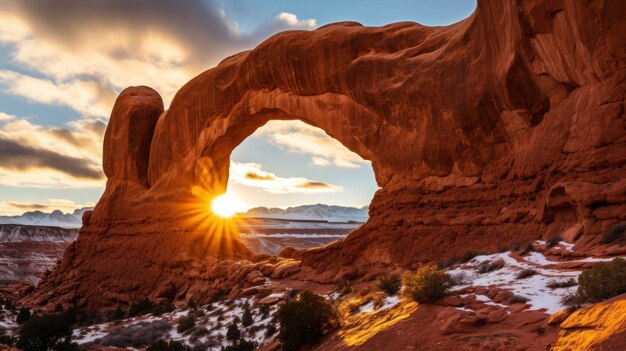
(0, 138), (102, 179)
(273, 12), (317, 28)
(0, 198), (95, 216)
(0, 1), (317, 117)
(0, 114), (105, 188)
(0, 112), (15, 122)
(0, 70), (117, 117)
(254, 120), (367, 168)
(230, 162), (342, 194)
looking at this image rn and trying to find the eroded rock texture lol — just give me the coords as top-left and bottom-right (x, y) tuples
(24, 0), (625, 309)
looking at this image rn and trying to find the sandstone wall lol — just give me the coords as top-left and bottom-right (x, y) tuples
(23, 0), (626, 309)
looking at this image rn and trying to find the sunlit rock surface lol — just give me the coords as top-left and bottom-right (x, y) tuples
(553, 295), (626, 351)
(22, 0), (626, 312)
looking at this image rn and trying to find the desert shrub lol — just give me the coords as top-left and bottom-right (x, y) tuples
(377, 274), (402, 295)
(578, 258), (626, 302)
(241, 306), (254, 327)
(509, 295), (530, 304)
(443, 256), (460, 268)
(98, 321), (170, 348)
(226, 323), (240, 341)
(602, 223), (626, 244)
(258, 304), (270, 318)
(110, 306), (125, 320)
(277, 290), (339, 351)
(460, 251), (481, 263)
(561, 293), (586, 308)
(152, 304), (175, 316)
(448, 271), (471, 286)
(335, 280), (352, 296)
(0, 334), (16, 346)
(16, 307), (31, 324)
(129, 298), (154, 317)
(189, 327), (209, 343)
(402, 265), (451, 303)
(519, 243), (534, 255)
(547, 278), (577, 289)
(16, 313), (76, 351)
(177, 316), (195, 334)
(265, 323), (277, 337)
(546, 236), (562, 248)
(223, 339), (254, 351)
(516, 269), (538, 279)
(146, 339), (187, 351)
(477, 259), (505, 274)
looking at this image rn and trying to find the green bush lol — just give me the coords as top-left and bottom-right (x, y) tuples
(146, 339), (186, 351)
(129, 298), (154, 317)
(602, 224), (626, 244)
(377, 274), (401, 296)
(16, 307), (31, 324)
(578, 258), (626, 302)
(277, 290), (339, 351)
(402, 265), (451, 303)
(16, 313), (76, 351)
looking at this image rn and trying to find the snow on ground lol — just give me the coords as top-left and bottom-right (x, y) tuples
(0, 308), (17, 333)
(447, 241), (626, 314)
(72, 296), (279, 350)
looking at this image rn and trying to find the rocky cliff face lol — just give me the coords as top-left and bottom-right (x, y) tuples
(23, 0), (626, 310)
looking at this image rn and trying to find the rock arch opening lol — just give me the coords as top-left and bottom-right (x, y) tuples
(213, 120), (377, 255)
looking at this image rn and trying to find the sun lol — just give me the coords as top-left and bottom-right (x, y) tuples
(210, 193), (246, 218)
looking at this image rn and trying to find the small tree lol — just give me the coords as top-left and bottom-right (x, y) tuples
(16, 307), (31, 324)
(402, 265), (451, 303)
(377, 274), (401, 296)
(277, 290), (339, 351)
(578, 258), (626, 302)
(16, 313), (75, 351)
(241, 306), (254, 327)
(226, 323), (240, 341)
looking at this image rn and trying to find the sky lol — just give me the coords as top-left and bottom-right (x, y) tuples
(0, 0), (476, 215)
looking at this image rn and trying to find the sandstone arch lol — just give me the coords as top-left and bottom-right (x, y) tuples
(24, 0), (626, 309)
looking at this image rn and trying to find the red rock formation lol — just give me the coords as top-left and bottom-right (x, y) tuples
(23, 0), (626, 309)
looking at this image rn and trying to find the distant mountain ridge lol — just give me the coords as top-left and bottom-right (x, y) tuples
(243, 204), (368, 222)
(0, 207), (92, 228)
